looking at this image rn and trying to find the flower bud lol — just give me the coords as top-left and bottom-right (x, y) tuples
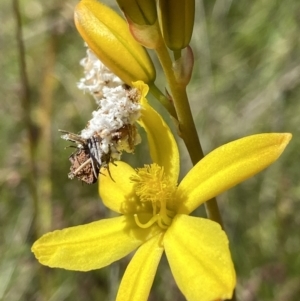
(116, 0), (157, 26)
(159, 0), (195, 50)
(116, 0), (160, 49)
(74, 0), (156, 85)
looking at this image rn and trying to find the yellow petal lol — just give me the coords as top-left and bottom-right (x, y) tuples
(74, 0), (155, 85)
(176, 133), (292, 214)
(116, 233), (164, 301)
(138, 97), (179, 184)
(164, 215), (236, 301)
(99, 162), (140, 214)
(32, 215), (161, 271)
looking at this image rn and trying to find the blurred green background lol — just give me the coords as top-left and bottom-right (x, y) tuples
(1, 0), (300, 300)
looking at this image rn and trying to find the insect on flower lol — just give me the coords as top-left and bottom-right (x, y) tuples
(59, 130), (112, 184)
(60, 47), (145, 185)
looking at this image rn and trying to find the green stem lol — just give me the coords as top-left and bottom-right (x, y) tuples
(154, 35), (223, 227)
(13, 0), (51, 300)
(173, 49), (181, 61)
(155, 41), (203, 162)
(149, 83), (177, 119)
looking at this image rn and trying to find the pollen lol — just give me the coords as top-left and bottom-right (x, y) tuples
(131, 164), (176, 229)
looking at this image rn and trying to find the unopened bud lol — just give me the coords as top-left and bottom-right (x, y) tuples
(74, 0), (156, 85)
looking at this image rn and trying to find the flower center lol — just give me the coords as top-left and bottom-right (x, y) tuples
(130, 163), (176, 230)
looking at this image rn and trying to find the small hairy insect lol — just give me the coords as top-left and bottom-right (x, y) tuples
(59, 130), (112, 184)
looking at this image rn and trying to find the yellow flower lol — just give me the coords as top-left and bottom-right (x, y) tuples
(31, 99), (291, 301)
(74, 0), (156, 85)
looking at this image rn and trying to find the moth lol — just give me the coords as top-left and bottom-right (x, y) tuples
(60, 124), (136, 184)
(59, 130), (111, 184)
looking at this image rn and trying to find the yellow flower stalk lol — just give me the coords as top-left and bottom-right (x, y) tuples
(159, 0), (195, 51)
(32, 99), (291, 300)
(74, 0), (155, 85)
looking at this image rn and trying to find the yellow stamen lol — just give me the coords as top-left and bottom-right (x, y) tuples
(131, 163), (176, 230)
(134, 214), (159, 229)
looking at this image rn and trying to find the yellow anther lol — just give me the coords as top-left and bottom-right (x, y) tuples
(131, 164), (176, 230)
